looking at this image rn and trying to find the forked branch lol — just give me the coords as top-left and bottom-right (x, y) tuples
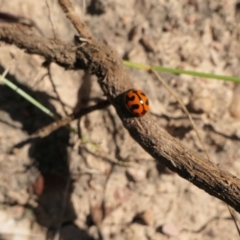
(0, 1), (240, 213)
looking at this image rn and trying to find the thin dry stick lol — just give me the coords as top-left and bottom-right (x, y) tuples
(31, 100), (110, 138)
(46, 0), (58, 39)
(46, 63), (69, 116)
(58, 0), (92, 39)
(81, 142), (137, 167)
(181, 215), (228, 233)
(151, 69), (210, 162)
(1, 4), (240, 213)
(0, 11), (44, 36)
(151, 69), (240, 236)
(227, 204), (240, 236)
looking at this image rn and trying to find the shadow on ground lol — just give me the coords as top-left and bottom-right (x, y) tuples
(0, 64), (93, 240)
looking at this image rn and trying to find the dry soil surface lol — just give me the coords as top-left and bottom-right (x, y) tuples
(1, 0), (240, 240)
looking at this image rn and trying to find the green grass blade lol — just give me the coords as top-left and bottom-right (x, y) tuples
(0, 76), (56, 118)
(123, 61), (240, 83)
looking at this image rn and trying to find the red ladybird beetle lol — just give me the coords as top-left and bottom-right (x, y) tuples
(124, 89), (150, 117)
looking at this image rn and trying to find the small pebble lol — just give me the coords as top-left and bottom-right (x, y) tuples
(157, 223), (180, 237)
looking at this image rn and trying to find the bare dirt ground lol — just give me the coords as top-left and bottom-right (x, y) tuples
(1, 0), (240, 239)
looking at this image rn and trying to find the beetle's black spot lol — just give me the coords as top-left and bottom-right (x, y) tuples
(131, 104), (140, 110)
(141, 109), (147, 115)
(145, 99), (149, 105)
(140, 92), (146, 97)
(125, 95), (136, 103)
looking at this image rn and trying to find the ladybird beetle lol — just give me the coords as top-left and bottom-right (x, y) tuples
(124, 89), (150, 117)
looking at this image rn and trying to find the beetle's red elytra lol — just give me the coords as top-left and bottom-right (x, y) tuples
(124, 89), (150, 117)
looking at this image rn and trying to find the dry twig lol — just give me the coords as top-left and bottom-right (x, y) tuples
(150, 69), (210, 162)
(31, 100), (110, 138)
(1, 0), (240, 213)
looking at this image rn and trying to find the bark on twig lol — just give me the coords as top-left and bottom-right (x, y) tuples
(1, 3), (240, 213)
(58, 0), (92, 39)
